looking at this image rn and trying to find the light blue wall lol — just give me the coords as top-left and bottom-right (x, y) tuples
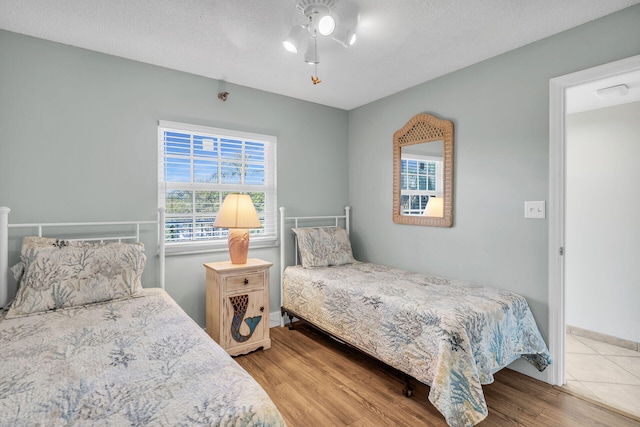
(2, 4), (640, 375)
(0, 30), (349, 326)
(346, 5), (640, 377)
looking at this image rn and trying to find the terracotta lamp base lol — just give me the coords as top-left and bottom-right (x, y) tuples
(228, 228), (250, 264)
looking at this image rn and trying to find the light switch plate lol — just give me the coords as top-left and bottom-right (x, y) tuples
(525, 201), (545, 219)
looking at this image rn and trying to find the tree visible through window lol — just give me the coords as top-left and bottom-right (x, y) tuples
(158, 121), (277, 252)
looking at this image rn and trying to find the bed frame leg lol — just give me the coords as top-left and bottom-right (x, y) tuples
(402, 374), (413, 398)
(287, 313), (295, 330)
(281, 307), (296, 330)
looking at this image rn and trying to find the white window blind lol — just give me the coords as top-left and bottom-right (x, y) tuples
(158, 120), (277, 254)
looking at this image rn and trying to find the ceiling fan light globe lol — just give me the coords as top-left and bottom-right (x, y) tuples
(332, 28), (356, 48)
(318, 15), (335, 36)
(283, 25), (306, 53)
(283, 41), (298, 53)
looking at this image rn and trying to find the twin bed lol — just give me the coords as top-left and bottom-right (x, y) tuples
(279, 207), (552, 427)
(0, 205), (551, 427)
(0, 208), (285, 426)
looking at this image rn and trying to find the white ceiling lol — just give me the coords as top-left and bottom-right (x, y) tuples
(1, 0), (639, 110)
(566, 69), (640, 114)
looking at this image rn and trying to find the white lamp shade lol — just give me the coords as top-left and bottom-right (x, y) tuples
(213, 194), (262, 229)
(424, 197), (444, 217)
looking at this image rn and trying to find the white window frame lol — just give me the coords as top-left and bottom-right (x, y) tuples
(158, 120), (277, 255)
(400, 154), (443, 215)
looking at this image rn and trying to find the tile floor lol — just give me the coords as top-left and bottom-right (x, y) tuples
(565, 333), (640, 418)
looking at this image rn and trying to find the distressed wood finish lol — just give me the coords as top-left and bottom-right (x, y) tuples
(204, 258), (272, 356)
(236, 323), (640, 427)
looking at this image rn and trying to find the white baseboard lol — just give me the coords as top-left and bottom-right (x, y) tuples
(270, 310), (299, 328)
(269, 311), (281, 328)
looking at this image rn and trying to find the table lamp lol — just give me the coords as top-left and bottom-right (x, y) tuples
(423, 196), (444, 217)
(213, 194), (262, 264)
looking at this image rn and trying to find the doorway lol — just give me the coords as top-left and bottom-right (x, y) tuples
(548, 55), (640, 412)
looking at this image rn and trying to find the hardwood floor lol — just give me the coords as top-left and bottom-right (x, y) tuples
(235, 323), (640, 427)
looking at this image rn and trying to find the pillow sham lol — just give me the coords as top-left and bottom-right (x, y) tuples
(10, 262), (25, 283)
(5, 236), (146, 319)
(292, 226), (356, 268)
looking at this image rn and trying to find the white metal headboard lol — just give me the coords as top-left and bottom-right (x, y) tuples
(278, 206), (350, 326)
(0, 207), (166, 308)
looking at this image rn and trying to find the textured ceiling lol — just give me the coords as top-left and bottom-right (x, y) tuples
(1, 0), (639, 110)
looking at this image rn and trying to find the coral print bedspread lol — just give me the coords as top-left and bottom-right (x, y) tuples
(0, 288), (286, 426)
(283, 262), (551, 427)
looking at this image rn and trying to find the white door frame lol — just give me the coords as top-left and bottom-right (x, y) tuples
(548, 54), (640, 386)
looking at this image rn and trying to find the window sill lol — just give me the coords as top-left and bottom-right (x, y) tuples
(164, 238), (278, 256)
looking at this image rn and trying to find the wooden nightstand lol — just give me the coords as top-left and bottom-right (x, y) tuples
(204, 258), (272, 356)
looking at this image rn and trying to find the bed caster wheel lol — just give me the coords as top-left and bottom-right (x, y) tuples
(403, 386), (413, 398)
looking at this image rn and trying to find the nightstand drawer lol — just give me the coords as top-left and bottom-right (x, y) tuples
(226, 272), (264, 292)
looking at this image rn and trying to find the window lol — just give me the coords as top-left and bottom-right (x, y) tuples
(400, 154), (442, 215)
(158, 121), (277, 253)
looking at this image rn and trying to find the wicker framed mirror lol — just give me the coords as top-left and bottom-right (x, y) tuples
(393, 113), (454, 227)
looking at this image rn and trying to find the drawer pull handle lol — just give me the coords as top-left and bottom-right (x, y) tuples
(260, 306), (265, 312)
(244, 278), (249, 285)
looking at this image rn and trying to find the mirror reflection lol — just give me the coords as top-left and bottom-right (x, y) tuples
(400, 141), (444, 217)
(393, 113), (454, 227)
